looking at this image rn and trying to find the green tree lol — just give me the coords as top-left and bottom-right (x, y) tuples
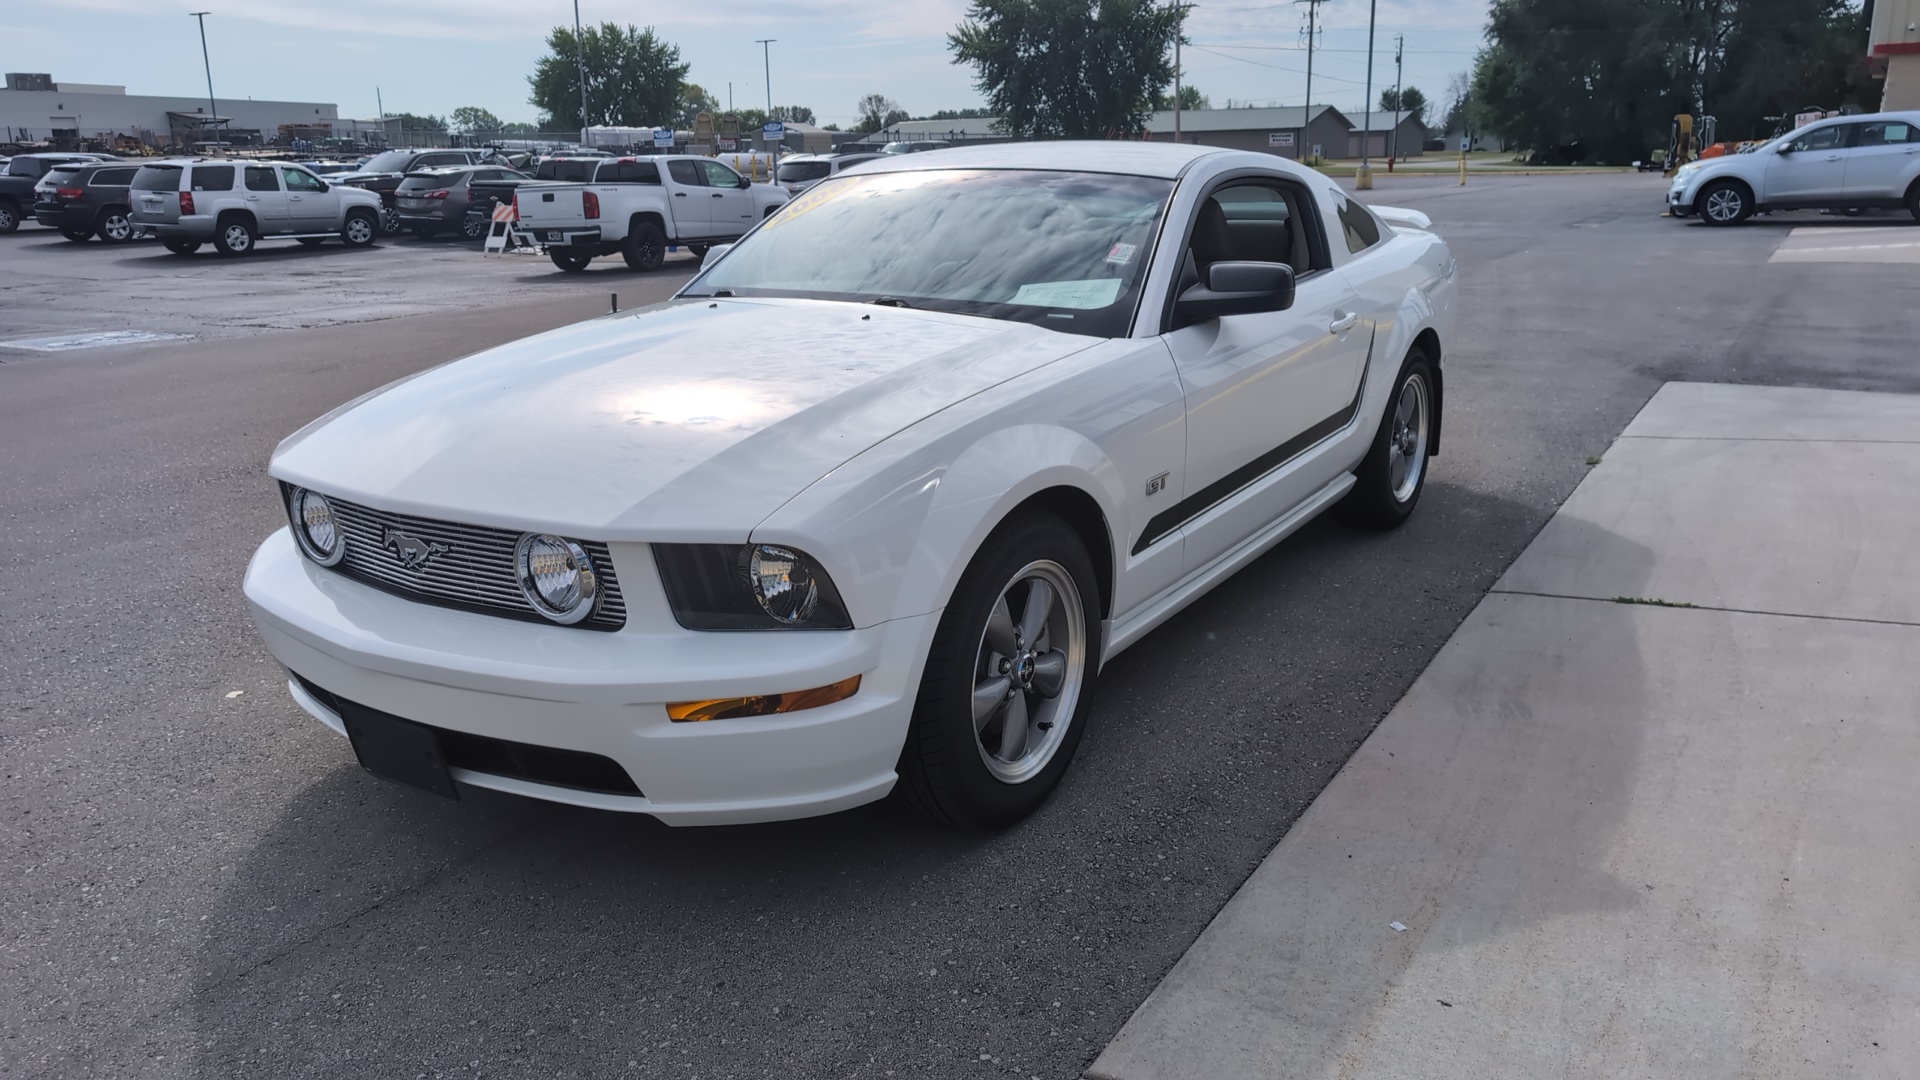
(950, 0), (1179, 137)
(499, 121), (540, 135)
(677, 83), (720, 129)
(450, 106), (503, 133)
(855, 94), (904, 134)
(389, 112), (446, 132)
(1377, 86), (1426, 122)
(1155, 85), (1210, 112)
(770, 105), (816, 124)
(528, 22), (689, 129)
(921, 107), (998, 120)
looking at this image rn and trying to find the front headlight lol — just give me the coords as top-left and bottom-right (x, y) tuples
(287, 487), (345, 567)
(516, 533), (600, 624)
(654, 543), (853, 630)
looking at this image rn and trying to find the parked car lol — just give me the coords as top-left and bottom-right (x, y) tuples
(128, 159), (384, 255)
(879, 141), (953, 155)
(32, 161), (144, 242)
(242, 142), (1457, 828)
(774, 152), (883, 195)
(302, 161), (363, 176)
(1668, 110), (1920, 224)
(512, 154), (789, 272)
(334, 148), (513, 234)
(1, 152), (118, 233)
(393, 164), (530, 239)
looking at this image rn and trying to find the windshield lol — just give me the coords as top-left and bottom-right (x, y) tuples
(359, 151), (415, 174)
(777, 161), (832, 183)
(684, 169), (1173, 338)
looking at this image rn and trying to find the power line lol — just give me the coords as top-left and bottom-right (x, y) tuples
(1186, 44), (1373, 85)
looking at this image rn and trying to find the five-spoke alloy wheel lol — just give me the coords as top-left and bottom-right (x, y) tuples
(1340, 347), (1437, 527)
(970, 560), (1086, 785)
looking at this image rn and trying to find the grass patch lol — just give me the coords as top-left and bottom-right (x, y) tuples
(1611, 596), (1699, 608)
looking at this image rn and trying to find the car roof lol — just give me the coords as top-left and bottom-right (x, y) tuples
(848, 141), (1228, 179)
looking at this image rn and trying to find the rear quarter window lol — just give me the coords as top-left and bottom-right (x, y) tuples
(191, 166), (235, 191)
(93, 168), (138, 186)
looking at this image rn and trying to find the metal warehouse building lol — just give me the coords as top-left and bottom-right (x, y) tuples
(1, 73), (338, 149)
(1144, 106), (1360, 161)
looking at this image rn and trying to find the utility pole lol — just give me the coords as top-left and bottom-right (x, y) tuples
(189, 12), (217, 144)
(1358, 0), (1375, 189)
(1390, 34), (1404, 164)
(573, 0), (590, 136)
(756, 38), (777, 172)
(1171, 3), (1196, 142)
(1296, 0), (1326, 157)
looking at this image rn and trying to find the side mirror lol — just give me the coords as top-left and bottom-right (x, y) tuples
(1176, 261), (1296, 320)
(316, 180), (330, 191)
(704, 243), (734, 264)
(1776, 145), (1794, 155)
(737, 175), (751, 189)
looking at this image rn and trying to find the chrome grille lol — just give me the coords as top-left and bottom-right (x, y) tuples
(284, 485), (626, 631)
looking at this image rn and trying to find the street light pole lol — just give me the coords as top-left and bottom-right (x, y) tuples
(189, 12), (217, 144)
(1358, 0), (1375, 189)
(574, 0), (590, 137)
(755, 38), (777, 173)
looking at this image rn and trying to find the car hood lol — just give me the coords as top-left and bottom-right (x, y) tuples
(271, 298), (1097, 541)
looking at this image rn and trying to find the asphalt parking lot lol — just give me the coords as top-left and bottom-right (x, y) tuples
(3, 174), (1918, 1080)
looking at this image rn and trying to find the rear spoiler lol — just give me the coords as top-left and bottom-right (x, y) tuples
(1371, 204), (1432, 231)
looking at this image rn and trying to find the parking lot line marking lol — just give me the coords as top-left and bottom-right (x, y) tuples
(0, 330), (194, 352)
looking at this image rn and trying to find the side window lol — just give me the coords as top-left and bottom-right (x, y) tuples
(1857, 120), (1917, 146)
(244, 166), (280, 192)
(1335, 195), (1383, 254)
(191, 165), (235, 191)
(1787, 125), (1846, 153)
(667, 160), (706, 186)
(282, 168), (325, 192)
(606, 161), (660, 184)
(416, 153), (459, 168)
(699, 160), (743, 188)
(1196, 182), (1319, 275)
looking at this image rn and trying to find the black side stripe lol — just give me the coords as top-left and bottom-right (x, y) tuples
(1131, 330), (1374, 557)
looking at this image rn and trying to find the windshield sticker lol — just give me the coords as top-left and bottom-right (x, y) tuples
(1105, 242), (1137, 265)
(1010, 279), (1123, 309)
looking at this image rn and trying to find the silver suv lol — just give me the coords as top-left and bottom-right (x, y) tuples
(129, 159), (384, 255)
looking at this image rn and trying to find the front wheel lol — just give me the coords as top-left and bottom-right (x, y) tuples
(341, 209), (377, 247)
(1339, 350), (1436, 528)
(96, 208), (136, 243)
(549, 249), (593, 272)
(163, 239), (201, 255)
(1906, 182), (1920, 223)
(622, 222), (665, 271)
(1698, 180), (1752, 226)
(895, 513), (1102, 829)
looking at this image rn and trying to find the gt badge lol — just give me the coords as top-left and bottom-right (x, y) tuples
(1146, 472), (1168, 497)
(383, 528), (449, 570)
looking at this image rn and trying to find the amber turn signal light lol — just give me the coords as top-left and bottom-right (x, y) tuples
(666, 674), (862, 723)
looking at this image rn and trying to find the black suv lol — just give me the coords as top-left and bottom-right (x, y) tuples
(336, 148), (513, 234)
(0, 152), (117, 233)
(34, 161), (144, 242)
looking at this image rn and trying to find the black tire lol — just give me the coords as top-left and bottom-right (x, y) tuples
(410, 224), (440, 239)
(95, 207), (136, 244)
(297, 237), (327, 246)
(895, 512), (1104, 829)
(163, 239), (201, 256)
(61, 226), (93, 242)
(0, 201), (18, 234)
(1339, 349), (1437, 528)
(1697, 179), (1752, 226)
(549, 249), (593, 272)
(341, 209), (378, 247)
(622, 221), (666, 271)
(212, 215), (257, 256)
(1907, 181), (1920, 223)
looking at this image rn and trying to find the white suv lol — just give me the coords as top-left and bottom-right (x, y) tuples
(1668, 110), (1920, 225)
(129, 159), (385, 255)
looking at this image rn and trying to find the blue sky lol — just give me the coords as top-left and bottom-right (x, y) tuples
(5, 0), (1486, 127)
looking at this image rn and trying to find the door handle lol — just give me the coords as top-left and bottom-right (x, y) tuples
(1823, 154), (1841, 161)
(245, 195), (259, 201)
(1329, 312), (1359, 334)
(711, 193), (725, 198)
(674, 192), (688, 197)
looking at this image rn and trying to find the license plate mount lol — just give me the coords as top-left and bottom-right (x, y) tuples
(340, 701), (459, 800)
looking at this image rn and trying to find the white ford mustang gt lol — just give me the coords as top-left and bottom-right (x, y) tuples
(245, 142), (1458, 828)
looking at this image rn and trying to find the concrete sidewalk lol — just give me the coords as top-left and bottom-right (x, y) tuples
(1090, 382), (1920, 1080)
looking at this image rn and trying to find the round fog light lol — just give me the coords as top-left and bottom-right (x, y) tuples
(290, 488), (344, 566)
(517, 533), (598, 623)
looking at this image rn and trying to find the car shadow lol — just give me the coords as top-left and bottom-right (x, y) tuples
(180, 481), (1637, 1078)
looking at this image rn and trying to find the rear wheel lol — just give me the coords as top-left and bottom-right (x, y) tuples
(163, 239), (201, 255)
(379, 204), (402, 235)
(1698, 180), (1752, 226)
(342, 209), (377, 247)
(212, 216), (257, 256)
(622, 222), (665, 271)
(1339, 349), (1436, 528)
(62, 226), (93, 242)
(0, 202), (18, 233)
(461, 214), (488, 239)
(96, 208), (135, 243)
(549, 249), (593, 272)
(895, 513), (1102, 829)
(1907, 181), (1920, 223)
(297, 237), (327, 246)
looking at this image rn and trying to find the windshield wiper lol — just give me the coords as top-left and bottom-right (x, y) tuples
(869, 296), (913, 308)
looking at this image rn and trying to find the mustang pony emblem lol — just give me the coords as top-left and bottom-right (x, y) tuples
(382, 528), (449, 570)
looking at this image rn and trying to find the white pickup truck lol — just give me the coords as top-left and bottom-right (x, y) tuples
(513, 155), (790, 273)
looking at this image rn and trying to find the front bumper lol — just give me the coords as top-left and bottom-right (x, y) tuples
(1667, 175), (1702, 209)
(244, 528), (932, 825)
